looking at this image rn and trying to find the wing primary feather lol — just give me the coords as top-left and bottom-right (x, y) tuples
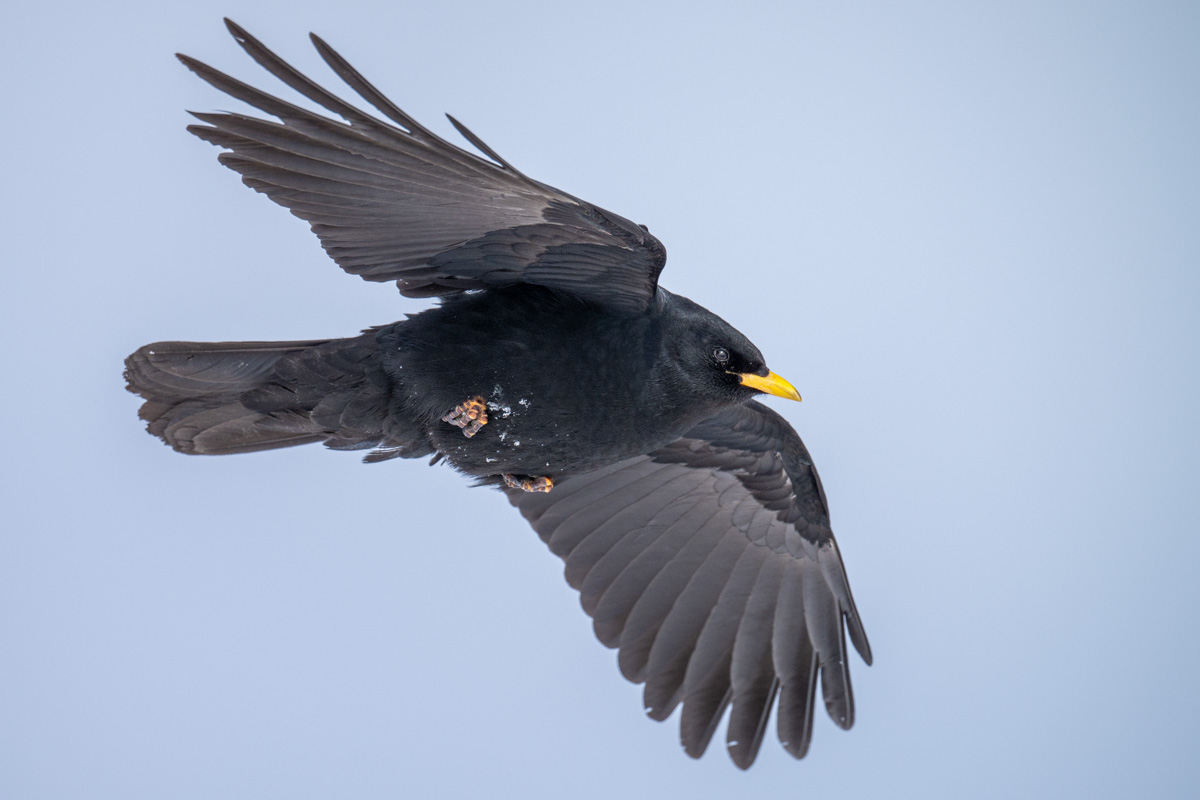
(775, 655), (819, 759)
(681, 687), (733, 761)
(773, 561), (819, 758)
(181, 53), (503, 190)
(445, 114), (520, 173)
(801, 558), (855, 730)
(727, 678), (779, 770)
(818, 541), (873, 665)
(223, 19), (406, 139)
(641, 529), (747, 720)
(681, 547), (771, 697)
(678, 546), (771, 759)
(726, 556), (787, 768)
(188, 115), (498, 200)
(177, 55), (368, 150)
(590, 495), (722, 649)
(308, 32), (438, 140)
(616, 508), (733, 683)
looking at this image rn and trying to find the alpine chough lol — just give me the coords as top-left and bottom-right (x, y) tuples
(124, 19), (872, 768)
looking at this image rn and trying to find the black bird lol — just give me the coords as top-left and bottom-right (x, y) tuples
(125, 20), (871, 768)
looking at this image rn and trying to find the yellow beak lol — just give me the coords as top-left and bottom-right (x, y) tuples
(734, 370), (802, 402)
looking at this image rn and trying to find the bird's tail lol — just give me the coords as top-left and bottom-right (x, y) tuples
(124, 335), (425, 460)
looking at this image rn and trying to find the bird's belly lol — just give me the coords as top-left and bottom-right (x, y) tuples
(379, 286), (677, 479)
(430, 386), (675, 479)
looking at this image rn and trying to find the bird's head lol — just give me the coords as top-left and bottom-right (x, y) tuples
(660, 291), (802, 405)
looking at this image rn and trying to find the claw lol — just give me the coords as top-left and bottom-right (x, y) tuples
(503, 474), (554, 493)
(442, 396), (488, 437)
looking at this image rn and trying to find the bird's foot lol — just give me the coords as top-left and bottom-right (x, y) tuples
(441, 396), (488, 437)
(503, 474), (554, 493)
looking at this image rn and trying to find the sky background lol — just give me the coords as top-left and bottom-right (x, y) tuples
(3, 1), (1198, 798)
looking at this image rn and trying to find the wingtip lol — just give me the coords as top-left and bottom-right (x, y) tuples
(445, 113), (517, 171)
(858, 637), (874, 667)
(174, 52), (226, 88)
(727, 741), (757, 771)
(307, 32), (345, 79)
(846, 606), (873, 666)
(223, 17), (247, 41)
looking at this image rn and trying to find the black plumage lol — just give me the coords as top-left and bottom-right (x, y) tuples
(124, 19), (871, 768)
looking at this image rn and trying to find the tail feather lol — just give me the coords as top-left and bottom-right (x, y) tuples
(124, 335), (431, 459)
(141, 399), (327, 455)
(124, 340), (329, 400)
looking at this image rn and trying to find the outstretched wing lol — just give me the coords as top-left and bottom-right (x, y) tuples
(506, 400), (871, 768)
(179, 19), (667, 313)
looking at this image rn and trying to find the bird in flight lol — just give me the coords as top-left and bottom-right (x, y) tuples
(125, 19), (871, 768)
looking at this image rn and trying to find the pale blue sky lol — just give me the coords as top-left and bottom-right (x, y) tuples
(2, 2), (1198, 798)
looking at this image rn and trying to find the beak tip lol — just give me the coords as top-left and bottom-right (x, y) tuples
(735, 370), (802, 402)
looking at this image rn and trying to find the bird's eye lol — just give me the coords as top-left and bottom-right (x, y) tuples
(712, 347), (730, 364)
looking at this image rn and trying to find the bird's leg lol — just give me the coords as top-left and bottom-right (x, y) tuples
(441, 395), (488, 437)
(503, 474), (554, 493)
